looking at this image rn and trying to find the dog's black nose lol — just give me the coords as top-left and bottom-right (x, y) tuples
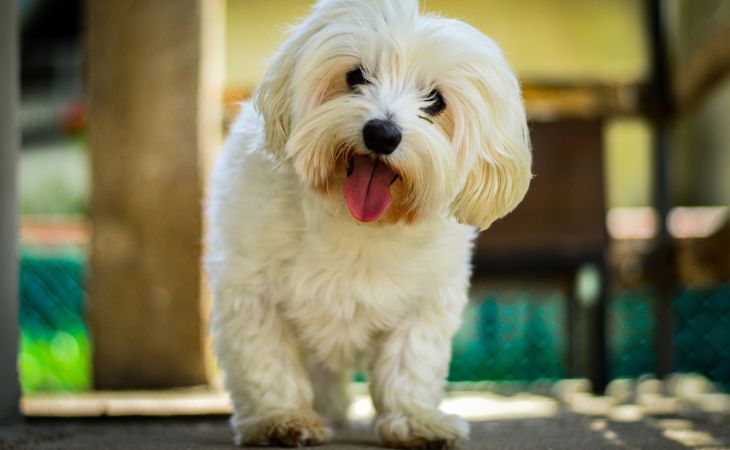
(362, 119), (401, 155)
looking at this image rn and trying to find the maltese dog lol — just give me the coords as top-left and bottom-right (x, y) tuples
(206, 0), (532, 447)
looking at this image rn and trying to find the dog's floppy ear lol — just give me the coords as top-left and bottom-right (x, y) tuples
(254, 13), (325, 159)
(449, 53), (532, 231)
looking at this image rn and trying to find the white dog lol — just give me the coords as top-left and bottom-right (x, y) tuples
(206, 0), (531, 447)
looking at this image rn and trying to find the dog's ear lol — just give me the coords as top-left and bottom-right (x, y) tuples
(449, 48), (532, 231)
(254, 16), (324, 160)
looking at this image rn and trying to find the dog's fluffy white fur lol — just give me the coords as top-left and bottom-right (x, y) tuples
(206, 0), (531, 447)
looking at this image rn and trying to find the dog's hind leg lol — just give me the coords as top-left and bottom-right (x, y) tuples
(309, 362), (352, 427)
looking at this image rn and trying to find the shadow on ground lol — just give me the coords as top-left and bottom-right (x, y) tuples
(3, 413), (730, 450)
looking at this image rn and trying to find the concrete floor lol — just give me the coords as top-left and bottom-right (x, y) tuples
(2, 413), (730, 450)
(5, 377), (730, 450)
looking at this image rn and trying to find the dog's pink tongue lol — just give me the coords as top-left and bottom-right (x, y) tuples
(344, 155), (395, 222)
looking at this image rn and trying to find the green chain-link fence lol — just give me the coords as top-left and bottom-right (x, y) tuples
(450, 287), (566, 381)
(608, 288), (656, 379)
(675, 283), (730, 389)
(17, 251), (730, 392)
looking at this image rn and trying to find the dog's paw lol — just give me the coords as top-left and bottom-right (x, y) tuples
(234, 411), (333, 447)
(377, 411), (469, 449)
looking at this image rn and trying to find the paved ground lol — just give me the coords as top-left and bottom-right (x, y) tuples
(4, 376), (730, 449)
(2, 413), (730, 450)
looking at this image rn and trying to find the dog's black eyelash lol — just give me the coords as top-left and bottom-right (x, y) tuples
(422, 89), (446, 116)
(346, 66), (370, 89)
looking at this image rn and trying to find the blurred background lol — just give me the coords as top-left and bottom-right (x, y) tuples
(13, 0), (730, 404)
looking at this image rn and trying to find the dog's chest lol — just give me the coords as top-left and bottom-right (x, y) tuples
(278, 226), (434, 366)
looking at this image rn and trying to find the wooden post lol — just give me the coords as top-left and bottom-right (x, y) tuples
(88, 0), (222, 388)
(0, 0), (20, 420)
(646, 0), (676, 379)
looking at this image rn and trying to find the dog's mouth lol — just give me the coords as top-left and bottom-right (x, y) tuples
(343, 155), (399, 222)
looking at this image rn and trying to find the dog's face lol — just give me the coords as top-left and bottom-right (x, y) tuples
(255, 0), (532, 229)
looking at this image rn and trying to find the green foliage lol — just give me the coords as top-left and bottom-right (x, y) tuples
(19, 329), (91, 392)
(19, 249), (92, 392)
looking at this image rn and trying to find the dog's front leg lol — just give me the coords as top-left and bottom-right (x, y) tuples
(369, 296), (469, 449)
(211, 289), (331, 447)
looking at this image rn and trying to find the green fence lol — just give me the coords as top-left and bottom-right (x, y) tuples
(450, 288), (566, 381)
(675, 283), (730, 388)
(608, 288), (657, 379)
(17, 251), (730, 392)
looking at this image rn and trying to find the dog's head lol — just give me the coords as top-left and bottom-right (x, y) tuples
(254, 0), (532, 230)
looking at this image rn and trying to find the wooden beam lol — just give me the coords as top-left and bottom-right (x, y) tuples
(674, 15), (730, 114)
(0, 0), (20, 421)
(521, 82), (643, 120)
(87, 0), (222, 389)
(223, 82), (643, 126)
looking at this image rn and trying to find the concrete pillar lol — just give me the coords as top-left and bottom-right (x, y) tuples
(0, 0), (20, 421)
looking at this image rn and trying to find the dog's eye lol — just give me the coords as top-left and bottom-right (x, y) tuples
(346, 67), (370, 89)
(422, 89), (446, 116)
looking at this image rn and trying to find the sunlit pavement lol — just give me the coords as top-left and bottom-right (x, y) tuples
(3, 375), (730, 449)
